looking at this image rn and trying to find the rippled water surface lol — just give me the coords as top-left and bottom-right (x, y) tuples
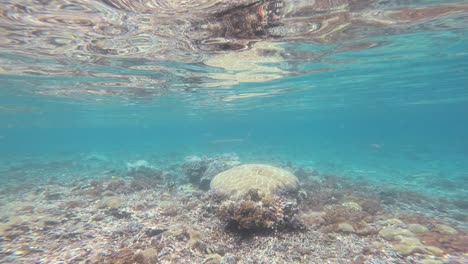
(1, 0), (468, 111)
(1, 1), (468, 174)
(1, 2), (468, 262)
(1, 0), (467, 174)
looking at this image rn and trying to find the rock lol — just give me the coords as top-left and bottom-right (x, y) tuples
(44, 192), (63, 200)
(223, 254), (238, 264)
(126, 160), (163, 180)
(337, 222), (355, 233)
(145, 227), (168, 237)
(420, 258), (444, 264)
(210, 164), (299, 198)
(392, 237), (428, 256)
(299, 211), (325, 227)
(4, 230), (24, 240)
(341, 202), (362, 212)
(91, 214), (106, 221)
(200, 159), (235, 190)
(182, 154), (240, 189)
(433, 224), (458, 235)
(102, 190), (116, 196)
(426, 246), (445, 256)
(105, 180), (126, 193)
(294, 167), (319, 180)
(157, 246), (175, 259)
(291, 252), (302, 261)
(188, 228), (202, 241)
(97, 196), (123, 209)
(16, 204), (35, 212)
(135, 248), (158, 264)
(187, 228), (203, 250)
(407, 223), (429, 234)
(40, 218), (60, 228)
(182, 156), (208, 185)
(126, 160), (151, 170)
(123, 221), (143, 233)
(101, 247), (137, 264)
(294, 247), (313, 255)
(187, 239), (204, 251)
(63, 200), (85, 209)
(107, 209), (131, 219)
(159, 201), (181, 216)
(84, 153), (109, 162)
(379, 227), (414, 241)
(0, 223), (9, 233)
(379, 218), (404, 226)
(356, 225), (379, 236)
(203, 253), (222, 264)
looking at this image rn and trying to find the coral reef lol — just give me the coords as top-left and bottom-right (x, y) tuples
(210, 164), (299, 198)
(126, 160), (165, 189)
(182, 154), (240, 189)
(0, 155), (467, 264)
(96, 196), (123, 209)
(216, 190), (303, 231)
(319, 204), (378, 236)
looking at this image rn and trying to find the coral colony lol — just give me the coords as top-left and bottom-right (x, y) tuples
(0, 154), (466, 263)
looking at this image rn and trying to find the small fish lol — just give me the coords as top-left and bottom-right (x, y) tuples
(209, 138), (244, 144)
(111, 175), (121, 180)
(204, 247), (215, 255)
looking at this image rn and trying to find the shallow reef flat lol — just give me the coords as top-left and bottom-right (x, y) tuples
(0, 154), (466, 264)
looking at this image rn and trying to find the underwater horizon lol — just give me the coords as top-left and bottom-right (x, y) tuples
(1, 0), (467, 263)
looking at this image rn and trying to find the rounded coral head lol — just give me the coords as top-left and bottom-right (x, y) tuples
(210, 164), (299, 199)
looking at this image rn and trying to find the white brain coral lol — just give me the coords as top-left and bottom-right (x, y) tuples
(210, 164), (299, 198)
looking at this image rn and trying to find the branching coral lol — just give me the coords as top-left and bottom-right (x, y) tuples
(216, 190), (303, 232)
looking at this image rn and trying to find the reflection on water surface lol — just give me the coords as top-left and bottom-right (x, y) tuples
(1, 0), (467, 101)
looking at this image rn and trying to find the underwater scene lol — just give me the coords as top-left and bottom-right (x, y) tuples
(1, 0), (468, 263)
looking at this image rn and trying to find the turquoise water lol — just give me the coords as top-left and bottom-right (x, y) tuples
(2, 102), (467, 198)
(2, 27), (468, 199)
(1, 1), (468, 262)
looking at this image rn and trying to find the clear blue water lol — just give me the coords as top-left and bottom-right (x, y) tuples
(0, 22), (468, 197)
(1, 2), (468, 263)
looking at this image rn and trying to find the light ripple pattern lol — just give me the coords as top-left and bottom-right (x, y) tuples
(0, 0), (467, 108)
